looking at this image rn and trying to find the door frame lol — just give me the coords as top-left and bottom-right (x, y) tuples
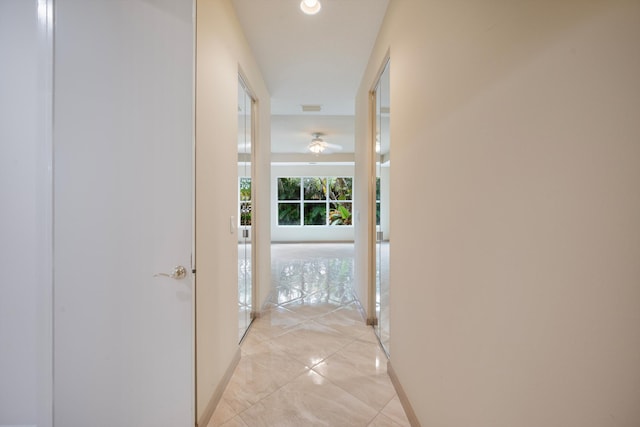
(39, 0), (54, 425)
(369, 53), (391, 350)
(238, 69), (259, 326)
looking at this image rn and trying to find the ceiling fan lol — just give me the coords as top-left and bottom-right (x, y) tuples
(307, 132), (343, 155)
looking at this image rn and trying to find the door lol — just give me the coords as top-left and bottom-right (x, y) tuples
(238, 75), (255, 341)
(53, 1), (194, 426)
(372, 59), (391, 355)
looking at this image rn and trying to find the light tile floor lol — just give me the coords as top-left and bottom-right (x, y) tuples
(209, 243), (410, 427)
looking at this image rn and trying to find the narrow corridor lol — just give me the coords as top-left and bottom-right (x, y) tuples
(209, 243), (410, 426)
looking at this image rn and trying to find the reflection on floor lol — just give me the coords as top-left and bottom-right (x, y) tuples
(210, 243), (409, 427)
(239, 242), (252, 341)
(375, 241), (390, 354)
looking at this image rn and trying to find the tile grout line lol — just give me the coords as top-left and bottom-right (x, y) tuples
(213, 244), (410, 426)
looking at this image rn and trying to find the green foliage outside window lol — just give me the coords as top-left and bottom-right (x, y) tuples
(304, 203), (327, 225)
(240, 202), (252, 226)
(278, 176), (353, 226)
(329, 177), (353, 201)
(239, 177), (251, 226)
(278, 203), (301, 225)
(329, 202), (352, 225)
(303, 177), (326, 200)
(278, 177), (301, 200)
(240, 178), (251, 201)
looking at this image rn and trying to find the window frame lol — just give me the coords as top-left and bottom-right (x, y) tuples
(276, 176), (354, 227)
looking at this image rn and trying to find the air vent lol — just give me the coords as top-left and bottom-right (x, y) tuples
(301, 104), (322, 112)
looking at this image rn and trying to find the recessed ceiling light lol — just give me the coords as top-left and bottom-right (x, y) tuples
(300, 0), (321, 15)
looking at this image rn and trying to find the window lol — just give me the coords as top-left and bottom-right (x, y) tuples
(277, 176), (353, 226)
(376, 177), (380, 226)
(239, 177), (251, 226)
(277, 177), (301, 225)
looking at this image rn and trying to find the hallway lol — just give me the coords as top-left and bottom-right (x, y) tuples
(210, 243), (410, 426)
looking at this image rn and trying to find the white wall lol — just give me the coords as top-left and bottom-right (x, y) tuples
(0, 1), (52, 426)
(271, 164), (355, 242)
(356, 1), (640, 425)
(195, 0), (271, 421)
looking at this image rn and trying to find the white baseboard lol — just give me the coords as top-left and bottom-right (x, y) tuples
(387, 361), (421, 427)
(196, 347), (241, 427)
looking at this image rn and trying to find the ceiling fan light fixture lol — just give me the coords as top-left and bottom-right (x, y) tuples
(308, 140), (325, 154)
(300, 0), (321, 15)
(308, 133), (327, 154)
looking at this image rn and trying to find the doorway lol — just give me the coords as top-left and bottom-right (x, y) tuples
(372, 59), (390, 355)
(238, 75), (256, 341)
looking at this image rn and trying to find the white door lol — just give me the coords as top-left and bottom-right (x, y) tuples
(53, 1), (194, 426)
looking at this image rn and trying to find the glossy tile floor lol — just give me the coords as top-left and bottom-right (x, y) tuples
(210, 243), (410, 427)
(238, 242), (252, 340)
(375, 241), (390, 354)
